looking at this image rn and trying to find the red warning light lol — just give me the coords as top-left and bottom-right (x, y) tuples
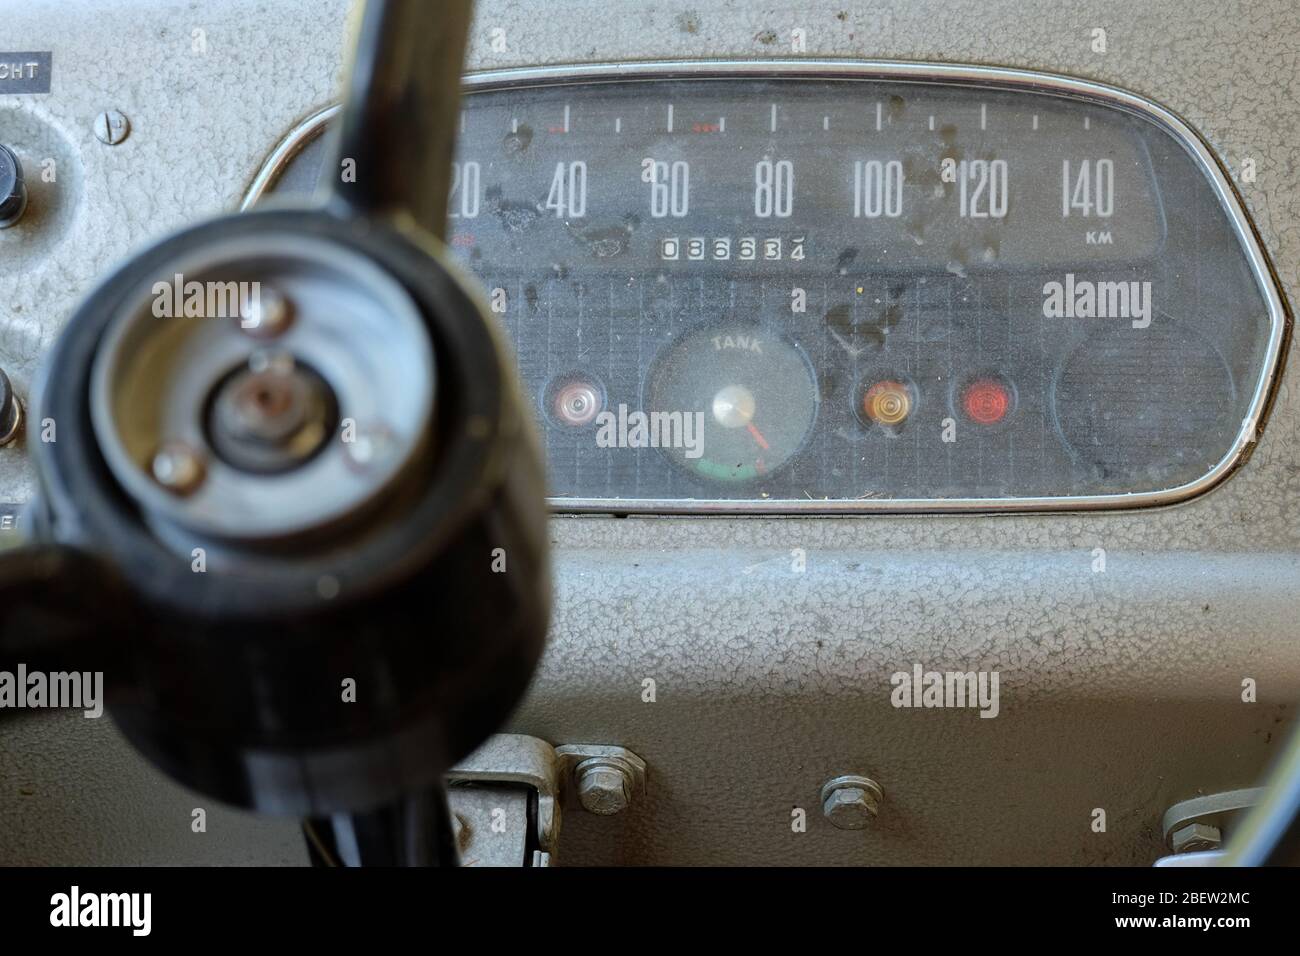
(962, 377), (1011, 425)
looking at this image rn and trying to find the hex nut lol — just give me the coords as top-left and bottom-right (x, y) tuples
(821, 775), (883, 831)
(1170, 822), (1222, 854)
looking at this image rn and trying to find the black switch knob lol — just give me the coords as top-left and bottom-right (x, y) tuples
(0, 368), (22, 446)
(0, 144), (27, 228)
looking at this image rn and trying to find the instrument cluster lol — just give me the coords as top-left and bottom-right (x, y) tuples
(255, 64), (1286, 511)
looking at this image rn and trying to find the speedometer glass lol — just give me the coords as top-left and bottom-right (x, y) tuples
(252, 63), (1288, 512)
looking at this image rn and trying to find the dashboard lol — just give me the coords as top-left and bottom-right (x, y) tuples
(2, 0), (1300, 868)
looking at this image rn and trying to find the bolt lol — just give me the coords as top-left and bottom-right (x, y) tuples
(1170, 822), (1221, 854)
(239, 286), (293, 338)
(151, 442), (206, 495)
(93, 110), (130, 146)
(210, 355), (333, 472)
(575, 758), (633, 815)
(225, 368), (310, 443)
(820, 775), (883, 831)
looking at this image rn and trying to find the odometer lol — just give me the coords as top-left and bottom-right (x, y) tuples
(250, 62), (1287, 512)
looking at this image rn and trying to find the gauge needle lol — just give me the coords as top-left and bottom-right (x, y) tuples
(747, 422), (770, 451)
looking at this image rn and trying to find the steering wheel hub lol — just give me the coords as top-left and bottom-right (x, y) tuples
(88, 233), (435, 546)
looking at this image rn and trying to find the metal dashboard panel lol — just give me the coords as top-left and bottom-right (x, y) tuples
(1, 0), (1299, 866)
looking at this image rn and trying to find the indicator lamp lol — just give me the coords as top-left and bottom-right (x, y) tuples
(549, 374), (604, 427)
(863, 380), (912, 427)
(962, 376), (1013, 425)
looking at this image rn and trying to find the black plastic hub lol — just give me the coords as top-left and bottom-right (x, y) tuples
(0, 144), (26, 228)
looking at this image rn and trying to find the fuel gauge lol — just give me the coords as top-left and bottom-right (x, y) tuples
(646, 325), (818, 483)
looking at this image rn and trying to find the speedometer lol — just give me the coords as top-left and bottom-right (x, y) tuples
(248, 61), (1288, 512)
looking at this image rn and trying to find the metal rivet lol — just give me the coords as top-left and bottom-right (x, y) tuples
(820, 774), (884, 830)
(93, 110), (131, 146)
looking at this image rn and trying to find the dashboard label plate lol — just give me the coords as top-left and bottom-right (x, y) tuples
(0, 52), (52, 93)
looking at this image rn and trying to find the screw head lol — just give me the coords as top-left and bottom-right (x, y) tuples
(576, 761), (632, 815)
(820, 775), (883, 831)
(93, 110), (131, 146)
(151, 442), (206, 495)
(239, 285), (293, 338)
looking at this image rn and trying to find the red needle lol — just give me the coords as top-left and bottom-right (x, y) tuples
(747, 422), (770, 450)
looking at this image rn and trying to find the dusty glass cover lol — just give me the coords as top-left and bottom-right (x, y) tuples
(265, 73), (1283, 510)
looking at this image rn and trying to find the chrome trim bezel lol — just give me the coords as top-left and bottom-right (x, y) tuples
(243, 59), (1290, 515)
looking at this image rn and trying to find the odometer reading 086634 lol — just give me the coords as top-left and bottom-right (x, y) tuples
(259, 64), (1285, 511)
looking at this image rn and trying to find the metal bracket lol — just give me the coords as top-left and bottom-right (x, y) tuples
(1160, 788), (1263, 852)
(444, 735), (650, 865)
(446, 733), (562, 861)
